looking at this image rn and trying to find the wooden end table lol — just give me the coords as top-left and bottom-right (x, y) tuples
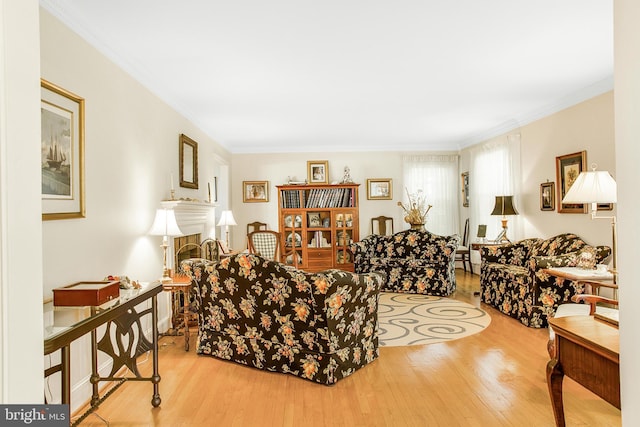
(162, 274), (193, 351)
(546, 315), (620, 426)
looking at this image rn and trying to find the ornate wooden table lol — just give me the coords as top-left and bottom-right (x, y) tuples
(546, 315), (619, 427)
(44, 282), (162, 425)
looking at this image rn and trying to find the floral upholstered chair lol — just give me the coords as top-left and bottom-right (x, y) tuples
(351, 229), (459, 296)
(180, 253), (384, 385)
(480, 233), (611, 328)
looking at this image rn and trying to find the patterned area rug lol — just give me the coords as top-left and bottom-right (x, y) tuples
(378, 293), (491, 347)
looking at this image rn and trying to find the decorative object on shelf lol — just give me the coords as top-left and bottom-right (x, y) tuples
(490, 195), (518, 242)
(341, 166), (353, 184)
(366, 178), (393, 200)
(286, 232), (302, 247)
(307, 160), (329, 184)
(243, 180), (269, 202)
(307, 212), (321, 227)
(398, 188), (432, 229)
(179, 134), (199, 189)
(287, 176), (307, 185)
(53, 281), (120, 307)
(461, 172), (469, 207)
(540, 181), (555, 211)
(104, 275), (141, 290)
(556, 150), (587, 213)
(217, 210), (237, 249)
(284, 214), (302, 228)
(149, 208), (184, 283)
(41, 79), (86, 220)
(561, 164), (618, 282)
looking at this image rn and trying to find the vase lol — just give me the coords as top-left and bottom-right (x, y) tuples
(409, 223), (425, 231)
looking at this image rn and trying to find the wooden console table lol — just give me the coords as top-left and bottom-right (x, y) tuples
(546, 315), (620, 427)
(44, 282), (162, 425)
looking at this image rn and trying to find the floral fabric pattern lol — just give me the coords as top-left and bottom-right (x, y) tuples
(351, 230), (459, 296)
(180, 254), (384, 385)
(480, 233), (611, 328)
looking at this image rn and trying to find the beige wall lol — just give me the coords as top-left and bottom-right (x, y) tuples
(232, 92), (615, 251)
(40, 9), (231, 295)
(39, 9), (231, 410)
(459, 92), (615, 248)
(230, 151), (408, 249)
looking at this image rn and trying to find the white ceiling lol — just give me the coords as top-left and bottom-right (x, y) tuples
(40, 0), (613, 154)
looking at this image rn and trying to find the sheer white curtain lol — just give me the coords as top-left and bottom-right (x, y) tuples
(402, 155), (460, 236)
(469, 133), (522, 262)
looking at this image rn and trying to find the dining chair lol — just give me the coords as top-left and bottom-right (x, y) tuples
(455, 218), (473, 274)
(371, 216), (394, 236)
(247, 230), (282, 262)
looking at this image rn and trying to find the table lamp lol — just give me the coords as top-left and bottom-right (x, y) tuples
(562, 165), (617, 281)
(217, 210), (237, 249)
(491, 195), (519, 242)
(149, 208), (183, 283)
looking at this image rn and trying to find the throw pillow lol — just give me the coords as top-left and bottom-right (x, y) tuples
(569, 246), (598, 270)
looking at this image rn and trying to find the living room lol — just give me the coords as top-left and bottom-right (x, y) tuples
(3, 1), (639, 425)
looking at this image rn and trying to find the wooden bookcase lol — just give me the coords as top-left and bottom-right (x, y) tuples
(277, 183), (359, 272)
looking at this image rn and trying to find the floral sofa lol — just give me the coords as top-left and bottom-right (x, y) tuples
(480, 233), (611, 328)
(179, 253), (384, 385)
(350, 229), (459, 296)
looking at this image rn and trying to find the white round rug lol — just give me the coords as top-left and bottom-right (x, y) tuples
(378, 293), (491, 347)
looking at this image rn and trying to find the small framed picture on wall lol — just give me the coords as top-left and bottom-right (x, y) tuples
(540, 182), (555, 211)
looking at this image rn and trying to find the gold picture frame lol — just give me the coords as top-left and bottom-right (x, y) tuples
(179, 134), (198, 189)
(307, 160), (329, 184)
(556, 151), (587, 213)
(41, 79), (85, 220)
(366, 178), (393, 200)
(243, 181), (269, 203)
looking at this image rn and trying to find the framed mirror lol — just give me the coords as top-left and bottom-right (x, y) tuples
(179, 134), (198, 189)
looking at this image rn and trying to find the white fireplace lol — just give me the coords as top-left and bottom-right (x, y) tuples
(160, 200), (216, 269)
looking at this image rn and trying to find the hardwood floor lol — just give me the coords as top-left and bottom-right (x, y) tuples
(77, 270), (621, 426)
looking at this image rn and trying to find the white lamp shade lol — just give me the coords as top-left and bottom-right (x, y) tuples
(562, 170), (617, 204)
(217, 210), (237, 226)
(149, 209), (183, 236)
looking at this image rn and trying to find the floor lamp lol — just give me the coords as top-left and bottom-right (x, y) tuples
(561, 165), (617, 282)
(490, 195), (519, 243)
(149, 208), (183, 283)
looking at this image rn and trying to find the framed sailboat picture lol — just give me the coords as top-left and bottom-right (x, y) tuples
(41, 79), (85, 220)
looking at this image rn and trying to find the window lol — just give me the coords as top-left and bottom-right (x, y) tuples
(469, 133), (522, 245)
(403, 155), (460, 236)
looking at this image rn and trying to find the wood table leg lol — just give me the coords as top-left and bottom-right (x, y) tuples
(547, 358), (565, 427)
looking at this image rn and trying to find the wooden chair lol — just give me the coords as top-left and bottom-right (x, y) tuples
(455, 219), (473, 274)
(547, 281), (618, 358)
(247, 230), (282, 262)
(371, 216), (394, 236)
(247, 221), (268, 235)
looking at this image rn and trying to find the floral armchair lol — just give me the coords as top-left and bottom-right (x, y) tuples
(351, 229), (459, 296)
(180, 253), (384, 385)
(480, 233), (611, 328)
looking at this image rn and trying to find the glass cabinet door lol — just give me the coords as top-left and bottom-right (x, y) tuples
(334, 212), (354, 265)
(283, 213), (303, 266)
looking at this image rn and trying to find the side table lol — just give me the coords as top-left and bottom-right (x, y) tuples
(546, 315), (620, 426)
(162, 274), (193, 351)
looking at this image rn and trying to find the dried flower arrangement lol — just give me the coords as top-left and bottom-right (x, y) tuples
(397, 188), (433, 225)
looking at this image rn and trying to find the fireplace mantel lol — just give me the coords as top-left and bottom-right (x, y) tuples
(160, 199), (217, 239)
